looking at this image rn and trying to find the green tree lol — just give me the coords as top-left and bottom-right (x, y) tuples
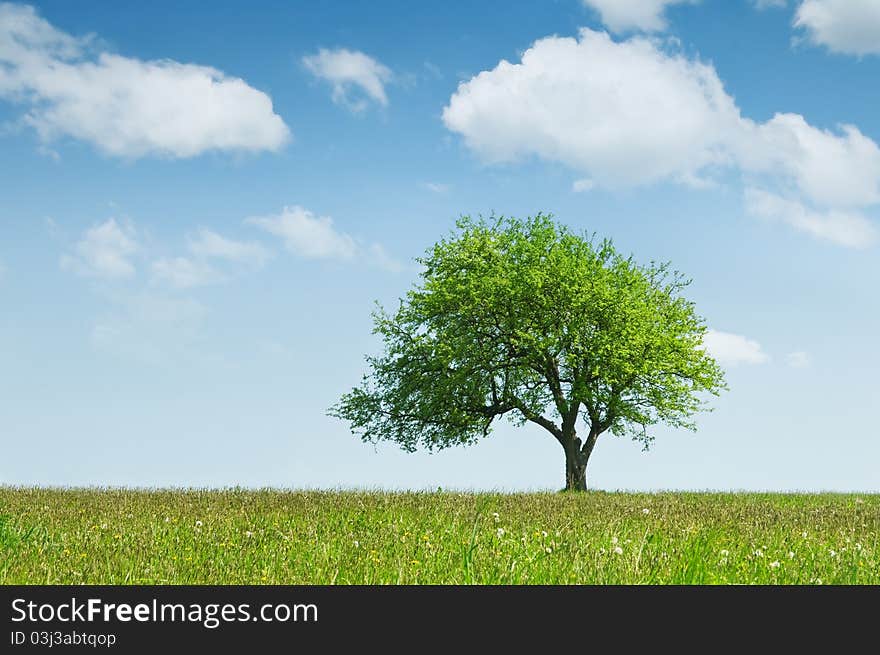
(330, 215), (726, 491)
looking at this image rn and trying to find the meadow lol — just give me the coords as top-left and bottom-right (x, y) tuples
(0, 488), (877, 584)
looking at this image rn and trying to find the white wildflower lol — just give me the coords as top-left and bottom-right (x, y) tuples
(770, 561), (781, 569)
(787, 551), (795, 559)
(195, 520), (203, 528)
(611, 536), (619, 545)
(245, 531), (254, 538)
(754, 549), (764, 558)
(642, 508), (650, 515)
(545, 547), (553, 554)
(613, 546), (624, 555)
(496, 527), (505, 538)
(829, 549), (837, 558)
(720, 549), (730, 557)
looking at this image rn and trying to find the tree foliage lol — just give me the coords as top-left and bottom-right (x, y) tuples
(330, 214), (727, 490)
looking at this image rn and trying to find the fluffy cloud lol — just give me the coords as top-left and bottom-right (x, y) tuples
(443, 28), (880, 247)
(580, 0), (697, 32)
(745, 188), (877, 248)
(794, 0), (880, 56)
(702, 330), (769, 367)
(0, 3), (290, 157)
(443, 30), (741, 189)
(302, 48), (392, 111)
(742, 114), (880, 209)
(60, 219), (138, 279)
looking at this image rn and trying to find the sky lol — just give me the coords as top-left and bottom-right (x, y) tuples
(1, 0), (878, 492)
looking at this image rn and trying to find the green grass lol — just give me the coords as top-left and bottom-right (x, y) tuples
(0, 488), (877, 584)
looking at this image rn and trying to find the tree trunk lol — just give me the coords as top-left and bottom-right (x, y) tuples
(563, 427), (600, 491)
(564, 444), (588, 491)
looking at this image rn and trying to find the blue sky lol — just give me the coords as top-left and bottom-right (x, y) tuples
(1, 0), (878, 492)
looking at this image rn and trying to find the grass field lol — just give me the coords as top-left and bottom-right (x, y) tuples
(1, 488), (877, 584)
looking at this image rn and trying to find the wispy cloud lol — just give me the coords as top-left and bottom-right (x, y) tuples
(187, 229), (271, 266)
(247, 206), (358, 260)
(152, 228), (272, 290)
(151, 257), (222, 290)
(572, 178), (595, 193)
(366, 243), (404, 273)
(745, 188), (877, 249)
(302, 47), (392, 112)
(247, 205), (403, 271)
(60, 219), (139, 279)
(91, 292), (207, 365)
(702, 330), (770, 367)
(752, 0), (786, 9)
(785, 351), (811, 369)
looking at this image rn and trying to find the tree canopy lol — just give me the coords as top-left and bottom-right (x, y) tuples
(330, 214), (727, 490)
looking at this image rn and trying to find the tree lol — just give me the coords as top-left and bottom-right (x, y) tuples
(330, 214), (727, 491)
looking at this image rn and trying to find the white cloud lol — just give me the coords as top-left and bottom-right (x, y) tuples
(745, 188), (878, 248)
(60, 218), (138, 279)
(246, 206), (358, 260)
(187, 228), (270, 266)
(151, 257), (222, 290)
(366, 243), (404, 273)
(443, 28), (880, 246)
(742, 114), (880, 209)
(246, 205), (403, 271)
(572, 178), (595, 193)
(785, 351), (811, 368)
(151, 229), (271, 289)
(45, 217), (62, 239)
(702, 330), (769, 367)
(302, 48), (392, 111)
(0, 3), (290, 157)
(443, 29), (741, 189)
(423, 182), (450, 193)
(581, 0), (697, 33)
(794, 0), (880, 56)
